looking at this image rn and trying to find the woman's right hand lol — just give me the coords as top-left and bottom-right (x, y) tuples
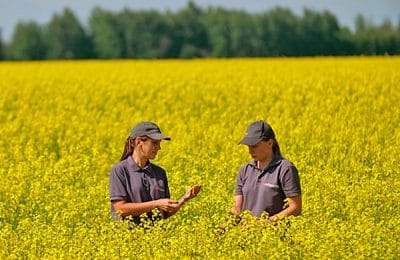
(155, 198), (179, 213)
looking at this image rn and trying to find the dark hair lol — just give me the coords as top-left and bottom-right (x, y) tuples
(266, 137), (281, 157)
(120, 137), (135, 161)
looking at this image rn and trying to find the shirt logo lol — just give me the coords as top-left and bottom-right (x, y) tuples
(153, 186), (165, 192)
(263, 182), (280, 189)
(154, 180), (165, 193)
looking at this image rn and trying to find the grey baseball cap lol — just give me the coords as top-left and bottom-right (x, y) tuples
(239, 120), (275, 145)
(130, 121), (171, 141)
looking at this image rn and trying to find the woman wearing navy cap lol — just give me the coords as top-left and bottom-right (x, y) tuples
(109, 121), (201, 226)
(231, 120), (302, 222)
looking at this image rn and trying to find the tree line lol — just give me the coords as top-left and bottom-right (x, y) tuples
(1, 2), (399, 60)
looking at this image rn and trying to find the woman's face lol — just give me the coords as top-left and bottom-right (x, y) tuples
(247, 139), (273, 162)
(137, 137), (161, 160)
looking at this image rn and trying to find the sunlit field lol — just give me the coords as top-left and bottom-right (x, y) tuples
(0, 57), (399, 258)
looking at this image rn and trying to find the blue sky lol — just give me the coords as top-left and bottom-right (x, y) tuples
(1, 0), (399, 42)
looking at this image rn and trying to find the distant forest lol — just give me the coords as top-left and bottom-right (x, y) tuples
(1, 2), (399, 60)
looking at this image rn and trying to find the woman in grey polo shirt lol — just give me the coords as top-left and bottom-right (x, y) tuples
(109, 121), (201, 225)
(231, 120), (302, 222)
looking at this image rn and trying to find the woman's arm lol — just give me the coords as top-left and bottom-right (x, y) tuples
(112, 198), (178, 218)
(230, 195), (243, 215)
(269, 195), (302, 221)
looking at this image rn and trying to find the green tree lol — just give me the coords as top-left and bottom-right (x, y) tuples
(118, 9), (169, 58)
(0, 28), (4, 60)
(9, 21), (46, 60)
(353, 14), (378, 55)
(299, 9), (342, 55)
(334, 27), (356, 55)
(397, 17), (400, 54)
(46, 8), (92, 59)
(355, 14), (368, 32)
(258, 7), (300, 56)
(376, 19), (399, 54)
(228, 11), (261, 57)
(203, 7), (233, 57)
(89, 7), (125, 58)
(398, 16), (400, 33)
(173, 1), (210, 58)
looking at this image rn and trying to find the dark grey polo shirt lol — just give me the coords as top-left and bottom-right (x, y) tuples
(109, 156), (170, 223)
(235, 155), (301, 217)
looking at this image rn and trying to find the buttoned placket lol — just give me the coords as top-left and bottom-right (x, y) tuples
(256, 157), (281, 182)
(140, 167), (152, 194)
(257, 167), (269, 183)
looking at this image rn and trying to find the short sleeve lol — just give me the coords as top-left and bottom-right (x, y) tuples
(109, 165), (128, 201)
(280, 162), (301, 197)
(234, 166), (246, 195)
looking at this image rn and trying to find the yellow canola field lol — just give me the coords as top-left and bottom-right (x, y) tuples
(0, 57), (399, 259)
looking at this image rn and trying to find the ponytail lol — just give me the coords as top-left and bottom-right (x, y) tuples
(272, 138), (282, 157)
(120, 137), (135, 161)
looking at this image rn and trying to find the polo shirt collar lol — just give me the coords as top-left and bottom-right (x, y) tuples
(250, 155), (282, 171)
(127, 155), (152, 172)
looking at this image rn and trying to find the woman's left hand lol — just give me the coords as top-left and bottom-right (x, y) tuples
(180, 184), (202, 203)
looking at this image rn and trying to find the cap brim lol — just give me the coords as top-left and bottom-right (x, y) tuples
(238, 136), (262, 145)
(147, 133), (171, 141)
